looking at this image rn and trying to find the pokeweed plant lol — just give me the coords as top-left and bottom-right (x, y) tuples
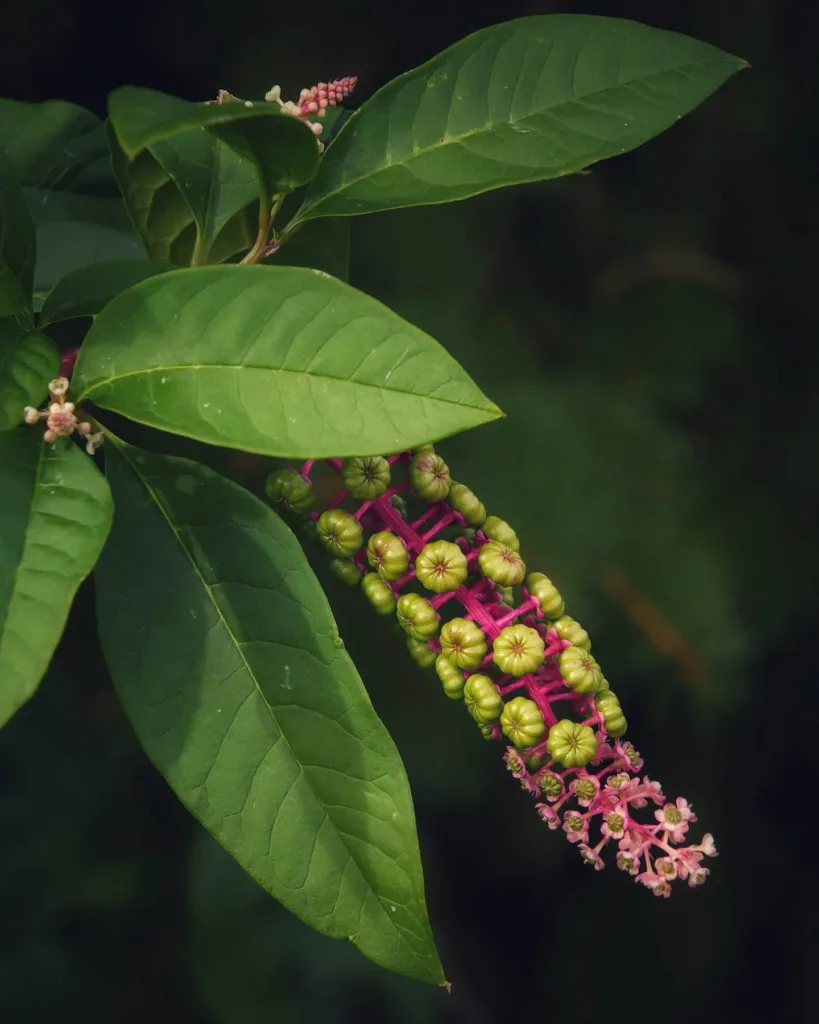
(0, 15), (744, 988)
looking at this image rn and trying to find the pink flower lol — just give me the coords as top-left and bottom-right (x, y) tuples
(698, 833), (718, 857)
(536, 803), (560, 830)
(655, 798), (696, 842)
(570, 774), (599, 807)
(578, 844), (605, 871)
(601, 809), (627, 840)
(655, 856), (678, 881)
(637, 871), (672, 898)
(562, 811), (588, 845)
(616, 849), (640, 876)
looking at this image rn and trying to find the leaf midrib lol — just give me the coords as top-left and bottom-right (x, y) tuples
(77, 363), (499, 413)
(113, 441), (418, 952)
(302, 57), (740, 213)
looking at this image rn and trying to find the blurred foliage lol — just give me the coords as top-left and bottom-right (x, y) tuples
(1, 0), (817, 1022)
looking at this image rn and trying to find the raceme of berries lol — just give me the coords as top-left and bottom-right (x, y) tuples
(23, 376), (104, 455)
(266, 447), (718, 895)
(263, 76), (358, 138)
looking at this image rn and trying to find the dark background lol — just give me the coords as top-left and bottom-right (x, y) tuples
(2, 1), (817, 1021)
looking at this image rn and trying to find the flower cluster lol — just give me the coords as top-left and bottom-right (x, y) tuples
(23, 375), (102, 454)
(264, 77), (357, 136)
(266, 447), (717, 894)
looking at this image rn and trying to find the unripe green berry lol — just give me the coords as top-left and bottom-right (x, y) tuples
(448, 481), (486, 526)
(500, 697), (546, 749)
(439, 617), (487, 670)
(340, 456), (391, 499)
(551, 615), (591, 651)
(526, 572), (565, 619)
(463, 674), (503, 724)
(406, 636), (437, 668)
(367, 530), (409, 581)
(595, 691), (627, 737)
(539, 771), (564, 799)
(329, 558), (363, 586)
(361, 572), (396, 615)
(317, 509), (363, 557)
(492, 623), (545, 676)
(547, 719), (598, 768)
(558, 646), (603, 694)
(396, 593), (439, 640)
(482, 515), (519, 551)
(265, 468), (314, 513)
(478, 723), (495, 740)
(435, 654), (466, 700)
(497, 585), (515, 607)
(410, 452), (451, 502)
(415, 444), (435, 456)
(478, 541), (526, 587)
(415, 540), (468, 593)
(391, 494), (408, 519)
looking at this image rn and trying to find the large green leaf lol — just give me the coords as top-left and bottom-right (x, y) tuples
(107, 125), (255, 265)
(72, 265), (502, 458)
(0, 155), (36, 318)
(39, 259), (171, 326)
(96, 442), (444, 984)
(0, 429), (113, 728)
(23, 187), (147, 305)
(0, 98), (117, 197)
(0, 323), (59, 430)
(108, 87), (321, 203)
(296, 15), (745, 221)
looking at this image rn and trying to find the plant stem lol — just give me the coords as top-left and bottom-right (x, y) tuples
(240, 191), (272, 265)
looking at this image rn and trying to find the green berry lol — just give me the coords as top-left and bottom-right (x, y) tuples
(414, 444), (435, 456)
(482, 515), (519, 551)
(558, 646), (603, 694)
(463, 674), (503, 724)
(415, 540), (468, 593)
(595, 691), (627, 737)
(547, 719), (598, 768)
(500, 697), (546, 749)
(551, 615), (591, 651)
(526, 572), (565, 619)
(396, 593), (439, 640)
(361, 572), (396, 615)
(439, 617), (487, 670)
(410, 452), (451, 502)
(478, 723), (495, 740)
(492, 623), (545, 676)
(391, 494), (408, 519)
(317, 509), (363, 557)
(367, 530), (409, 581)
(435, 654), (465, 700)
(448, 481), (486, 526)
(497, 585), (515, 607)
(265, 468), (314, 513)
(328, 558), (363, 586)
(478, 541), (526, 587)
(406, 636), (437, 668)
(340, 456), (391, 499)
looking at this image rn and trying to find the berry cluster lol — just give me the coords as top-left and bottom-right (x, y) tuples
(266, 447), (717, 895)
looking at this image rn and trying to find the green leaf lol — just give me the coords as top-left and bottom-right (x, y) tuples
(0, 97), (117, 197)
(0, 429), (113, 728)
(107, 125), (254, 265)
(265, 218), (351, 281)
(296, 15), (746, 221)
(23, 188), (147, 306)
(0, 154), (36, 318)
(39, 259), (171, 326)
(0, 323), (60, 430)
(72, 265), (502, 458)
(108, 87), (321, 202)
(96, 441), (444, 985)
(147, 131), (258, 263)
